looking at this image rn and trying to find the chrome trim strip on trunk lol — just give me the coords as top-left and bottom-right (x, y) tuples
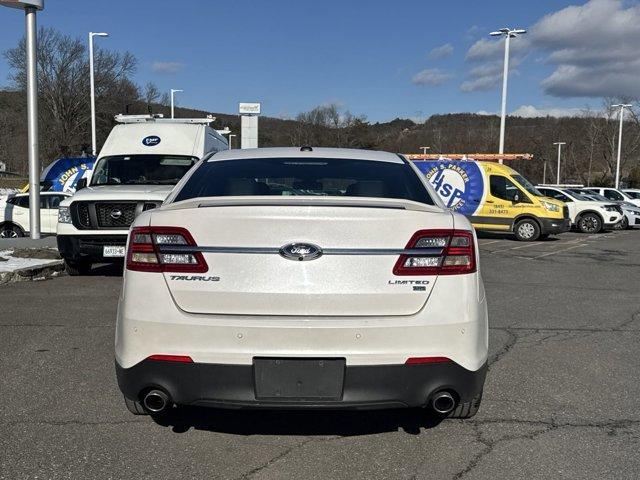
(157, 245), (444, 256)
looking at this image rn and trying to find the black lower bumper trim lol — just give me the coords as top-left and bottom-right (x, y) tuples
(539, 217), (571, 235)
(115, 359), (487, 410)
(57, 234), (127, 262)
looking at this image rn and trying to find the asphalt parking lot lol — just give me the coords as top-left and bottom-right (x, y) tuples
(1, 230), (639, 479)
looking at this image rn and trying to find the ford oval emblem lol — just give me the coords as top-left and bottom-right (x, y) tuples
(279, 243), (323, 261)
(142, 135), (161, 147)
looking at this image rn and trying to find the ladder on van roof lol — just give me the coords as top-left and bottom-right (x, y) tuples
(114, 114), (216, 124)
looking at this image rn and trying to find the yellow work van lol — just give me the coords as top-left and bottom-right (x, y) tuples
(412, 159), (570, 241)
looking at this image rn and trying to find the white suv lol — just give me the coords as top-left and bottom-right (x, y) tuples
(536, 186), (623, 233)
(115, 147), (488, 419)
(0, 191), (71, 238)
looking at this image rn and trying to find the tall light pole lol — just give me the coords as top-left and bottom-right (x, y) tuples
(1, 0), (44, 239)
(420, 146), (430, 155)
(89, 32), (108, 157)
(228, 134), (236, 150)
(170, 89), (183, 118)
(612, 103), (632, 188)
(490, 28), (526, 164)
(553, 142), (566, 184)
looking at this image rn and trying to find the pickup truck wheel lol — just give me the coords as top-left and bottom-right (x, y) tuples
(577, 213), (602, 233)
(124, 396), (148, 415)
(514, 219), (540, 241)
(449, 391), (483, 419)
(64, 259), (92, 276)
(0, 224), (24, 238)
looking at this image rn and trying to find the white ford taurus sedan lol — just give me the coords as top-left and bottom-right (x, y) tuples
(115, 147), (488, 418)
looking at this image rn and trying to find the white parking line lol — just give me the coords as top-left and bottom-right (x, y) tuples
(478, 240), (503, 246)
(529, 243), (588, 259)
(490, 242), (543, 253)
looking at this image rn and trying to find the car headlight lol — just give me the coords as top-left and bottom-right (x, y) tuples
(604, 205), (618, 212)
(58, 206), (72, 224)
(542, 201), (560, 212)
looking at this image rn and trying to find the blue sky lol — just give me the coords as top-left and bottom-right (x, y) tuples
(1, 0), (637, 121)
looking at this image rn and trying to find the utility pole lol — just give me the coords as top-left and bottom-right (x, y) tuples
(612, 103), (632, 188)
(553, 142), (566, 185)
(1, 0), (44, 239)
(89, 31), (108, 156)
(490, 28), (526, 164)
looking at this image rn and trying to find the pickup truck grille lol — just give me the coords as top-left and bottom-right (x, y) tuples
(71, 201), (160, 230)
(96, 203), (137, 228)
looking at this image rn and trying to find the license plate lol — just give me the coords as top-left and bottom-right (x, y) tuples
(254, 358), (345, 401)
(103, 245), (125, 257)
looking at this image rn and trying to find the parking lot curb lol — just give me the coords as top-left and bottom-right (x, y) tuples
(0, 260), (65, 285)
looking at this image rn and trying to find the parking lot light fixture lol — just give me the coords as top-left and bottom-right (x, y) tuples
(420, 146), (430, 155)
(490, 28), (526, 164)
(553, 142), (566, 184)
(1, 0), (45, 239)
(170, 89), (183, 118)
(612, 103), (633, 189)
(89, 32), (108, 157)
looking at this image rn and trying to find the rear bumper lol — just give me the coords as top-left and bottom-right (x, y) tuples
(57, 234), (127, 262)
(115, 358), (487, 409)
(539, 217), (571, 235)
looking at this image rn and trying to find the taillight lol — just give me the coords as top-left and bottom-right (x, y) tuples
(405, 357), (452, 365)
(126, 226), (208, 273)
(393, 229), (476, 276)
(147, 354), (194, 363)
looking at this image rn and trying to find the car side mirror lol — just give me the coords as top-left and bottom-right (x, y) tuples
(76, 178), (87, 191)
(512, 192), (521, 204)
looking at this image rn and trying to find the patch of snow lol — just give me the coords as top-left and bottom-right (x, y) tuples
(0, 250), (60, 273)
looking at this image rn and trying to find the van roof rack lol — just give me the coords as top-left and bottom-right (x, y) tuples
(114, 114), (216, 124)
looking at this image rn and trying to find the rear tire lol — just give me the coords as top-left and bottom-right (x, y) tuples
(64, 259), (92, 276)
(577, 213), (602, 233)
(449, 391), (483, 419)
(124, 396), (148, 415)
(514, 219), (540, 241)
(0, 224), (24, 238)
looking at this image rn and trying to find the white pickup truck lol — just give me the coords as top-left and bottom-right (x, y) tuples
(56, 115), (228, 275)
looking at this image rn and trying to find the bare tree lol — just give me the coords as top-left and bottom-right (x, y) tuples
(4, 27), (138, 163)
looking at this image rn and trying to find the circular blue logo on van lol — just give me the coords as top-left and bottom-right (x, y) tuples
(142, 135), (161, 147)
(415, 161), (484, 216)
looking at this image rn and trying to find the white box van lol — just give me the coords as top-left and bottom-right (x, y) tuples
(57, 115), (228, 275)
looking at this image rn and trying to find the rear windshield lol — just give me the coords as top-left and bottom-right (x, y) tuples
(173, 157), (434, 205)
(91, 154), (197, 186)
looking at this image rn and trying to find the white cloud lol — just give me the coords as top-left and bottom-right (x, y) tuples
(465, 36), (530, 61)
(151, 61), (185, 74)
(463, 0), (640, 98)
(411, 68), (453, 86)
(510, 105), (585, 118)
(460, 59), (520, 92)
(531, 0), (640, 97)
(428, 43), (454, 60)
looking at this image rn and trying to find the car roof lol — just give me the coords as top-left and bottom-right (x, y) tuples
(14, 191), (70, 197)
(207, 147), (404, 164)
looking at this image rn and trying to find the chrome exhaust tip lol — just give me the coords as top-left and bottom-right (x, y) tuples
(142, 389), (170, 414)
(431, 391), (456, 414)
